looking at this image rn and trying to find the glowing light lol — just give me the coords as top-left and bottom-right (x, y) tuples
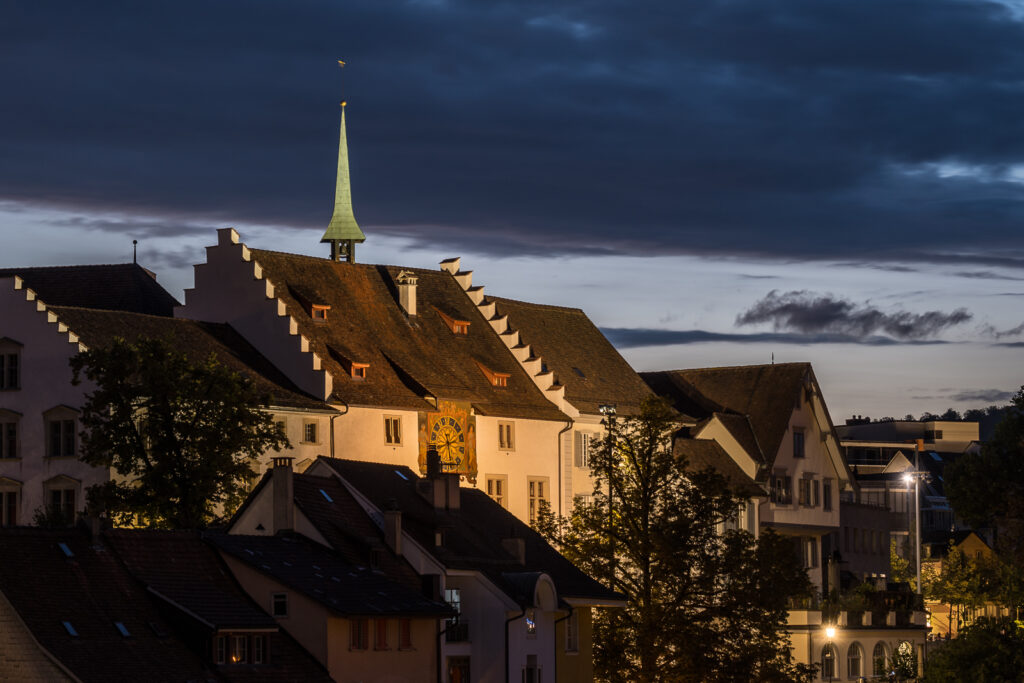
(825, 626), (836, 639)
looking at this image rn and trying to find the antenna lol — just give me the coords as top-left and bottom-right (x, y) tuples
(771, 352), (774, 365)
(132, 239), (138, 264)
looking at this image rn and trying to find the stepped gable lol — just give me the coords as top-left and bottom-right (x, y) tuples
(488, 296), (654, 415)
(248, 249), (565, 420)
(643, 363), (812, 466)
(675, 438), (764, 496)
(317, 457), (622, 604)
(0, 528), (216, 682)
(290, 473), (422, 589)
(210, 532), (453, 618)
(49, 306), (330, 411)
(0, 263), (180, 316)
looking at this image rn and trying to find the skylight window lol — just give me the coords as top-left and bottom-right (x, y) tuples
(62, 621), (78, 637)
(395, 470), (409, 481)
(58, 542), (73, 558)
(319, 488), (334, 503)
(115, 622), (131, 637)
(572, 367), (586, 378)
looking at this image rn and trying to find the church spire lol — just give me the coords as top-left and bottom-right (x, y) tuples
(321, 65), (365, 262)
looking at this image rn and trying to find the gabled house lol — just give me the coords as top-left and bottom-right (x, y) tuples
(230, 456), (623, 683)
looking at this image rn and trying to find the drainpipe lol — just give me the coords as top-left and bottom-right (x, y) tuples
(557, 419), (573, 517)
(504, 607), (527, 683)
(329, 400), (349, 459)
(553, 605), (574, 683)
(437, 619), (449, 683)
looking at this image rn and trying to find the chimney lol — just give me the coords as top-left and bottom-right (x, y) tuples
(443, 472), (461, 512)
(272, 456), (294, 533)
(502, 535), (526, 565)
(396, 270), (418, 316)
(417, 446), (460, 512)
(384, 499), (402, 556)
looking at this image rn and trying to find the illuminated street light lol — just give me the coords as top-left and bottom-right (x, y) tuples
(824, 625), (836, 682)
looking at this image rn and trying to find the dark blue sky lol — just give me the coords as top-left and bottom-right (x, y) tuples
(3, 0), (1023, 416)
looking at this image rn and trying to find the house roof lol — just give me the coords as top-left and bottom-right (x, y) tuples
(247, 250), (566, 421)
(0, 528), (216, 683)
(675, 438), (764, 497)
(488, 297), (654, 415)
(642, 363), (813, 466)
(315, 457), (622, 605)
(49, 306), (332, 412)
(0, 263), (180, 316)
(210, 532), (453, 619)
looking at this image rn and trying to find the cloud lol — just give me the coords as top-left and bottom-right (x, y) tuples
(954, 271), (1024, 281)
(735, 290), (972, 339)
(980, 320), (1024, 339)
(600, 327), (951, 349)
(946, 389), (1015, 403)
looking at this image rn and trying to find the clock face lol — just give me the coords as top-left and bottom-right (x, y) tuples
(419, 400), (477, 482)
(430, 415), (465, 467)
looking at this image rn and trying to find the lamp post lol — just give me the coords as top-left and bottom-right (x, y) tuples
(902, 468), (922, 596)
(599, 404), (617, 583)
(824, 625), (836, 683)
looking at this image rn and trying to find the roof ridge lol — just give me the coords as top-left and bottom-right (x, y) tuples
(490, 295), (586, 314)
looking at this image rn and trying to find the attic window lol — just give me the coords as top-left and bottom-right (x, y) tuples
(434, 307), (471, 335)
(288, 284), (330, 321)
(62, 621), (78, 637)
(572, 367), (586, 378)
(319, 488), (334, 503)
(115, 622), (131, 637)
(58, 542), (74, 558)
(311, 304), (330, 321)
(475, 361), (510, 388)
(350, 363), (369, 379)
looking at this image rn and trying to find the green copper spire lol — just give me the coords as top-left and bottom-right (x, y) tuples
(321, 102), (365, 262)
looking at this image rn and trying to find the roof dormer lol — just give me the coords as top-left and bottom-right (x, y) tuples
(289, 284), (331, 322)
(475, 361), (510, 388)
(328, 345), (369, 380)
(434, 307), (470, 335)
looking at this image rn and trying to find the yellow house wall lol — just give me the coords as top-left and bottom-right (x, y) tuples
(555, 607), (594, 683)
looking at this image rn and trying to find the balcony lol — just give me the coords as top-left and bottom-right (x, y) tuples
(445, 620), (470, 643)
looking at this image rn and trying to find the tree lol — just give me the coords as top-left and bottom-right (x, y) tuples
(538, 398), (815, 683)
(71, 337), (289, 528)
(922, 618), (1024, 682)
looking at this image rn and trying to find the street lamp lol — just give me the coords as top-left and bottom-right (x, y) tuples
(902, 468), (922, 595)
(824, 626), (836, 682)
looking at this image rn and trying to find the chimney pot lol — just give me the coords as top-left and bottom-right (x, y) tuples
(396, 270), (418, 316)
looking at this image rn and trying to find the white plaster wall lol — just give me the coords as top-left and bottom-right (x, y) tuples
(0, 280), (107, 524)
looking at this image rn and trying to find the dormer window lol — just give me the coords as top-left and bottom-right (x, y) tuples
(327, 345), (369, 380)
(434, 308), (470, 335)
(351, 362), (369, 379)
(475, 361), (510, 388)
(288, 285), (330, 321)
(311, 304), (330, 321)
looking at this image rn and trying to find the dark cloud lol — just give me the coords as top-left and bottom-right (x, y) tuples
(735, 290), (972, 339)
(3, 0), (1024, 263)
(946, 389), (1015, 403)
(980, 320), (1024, 339)
(601, 327), (951, 349)
(955, 271), (1024, 281)
(52, 216), (219, 239)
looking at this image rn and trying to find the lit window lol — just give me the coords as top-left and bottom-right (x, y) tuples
(498, 422), (515, 451)
(0, 340), (20, 390)
(272, 593), (288, 617)
(302, 422), (318, 444)
(399, 619), (413, 650)
(793, 428), (805, 458)
(384, 416), (402, 445)
(375, 619), (389, 650)
(574, 432), (592, 468)
(350, 618), (369, 650)
(525, 609), (537, 637)
(528, 478), (548, 524)
(486, 476), (507, 507)
(231, 634), (248, 663)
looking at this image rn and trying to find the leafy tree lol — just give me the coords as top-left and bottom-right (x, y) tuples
(890, 537), (915, 590)
(924, 543), (984, 632)
(71, 337), (289, 528)
(922, 618), (1024, 682)
(939, 408), (962, 421)
(538, 398), (815, 683)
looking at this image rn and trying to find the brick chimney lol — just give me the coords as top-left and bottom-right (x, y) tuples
(272, 456), (294, 533)
(396, 270), (418, 316)
(384, 499), (402, 556)
(417, 446), (460, 512)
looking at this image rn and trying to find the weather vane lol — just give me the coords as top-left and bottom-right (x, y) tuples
(337, 59), (347, 108)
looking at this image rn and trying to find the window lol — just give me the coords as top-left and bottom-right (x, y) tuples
(523, 654), (541, 683)
(444, 588), (461, 618)
(0, 341), (20, 390)
(574, 432), (592, 468)
(46, 417), (76, 458)
(486, 476), (507, 507)
(350, 618), (369, 650)
(398, 618), (413, 650)
(847, 642), (863, 677)
(792, 428), (805, 458)
(528, 477), (548, 524)
(46, 485), (76, 526)
(812, 479), (820, 507)
(253, 635), (266, 664)
(435, 308), (471, 335)
(375, 619), (389, 650)
(525, 609), (537, 638)
(798, 479), (812, 506)
(872, 642), (888, 676)
(272, 593), (288, 617)
(311, 304), (330, 321)
(384, 416), (402, 445)
(0, 486), (18, 527)
(821, 644), (837, 680)
(498, 421), (515, 451)
(823, 478), (833, 511)
(770, 474), (792, 505)
(302, 421), (318, 444)
(476, 361), (510, 387)
(0, 413), (17, 459)
(447, 657), (470, 683)
(231, 635), (248, 663)
(565, 611), (579, 652)
(802, 536), (818, 568)
(216, 635), (227, 664)
(350, 362), (369, 379)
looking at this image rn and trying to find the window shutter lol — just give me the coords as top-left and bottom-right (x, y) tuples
(574, 432), (583, 467)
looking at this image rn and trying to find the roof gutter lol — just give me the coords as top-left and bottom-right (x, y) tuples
(329, 399), (349, 459)
(504, 606), (527, 683)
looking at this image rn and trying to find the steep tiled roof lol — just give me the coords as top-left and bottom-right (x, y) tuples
(488, 297), (654, 415)
(642, 363), (812, 466)
(675, 438), (764, 497)
(316, 457), (622, 604)
(0, 263), (180, 316)
(0, 528), (216, 682)
(248, 250), (565, 420)
(210, 532), (453, 618)
(49, 306), (331, 411)
(712, 412), (767, 465)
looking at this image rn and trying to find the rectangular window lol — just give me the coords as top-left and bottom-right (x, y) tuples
(216, 635), (228, 665)
(302, 421), (318, 444)
(272, 593), (288, 617)
(525, 609), (537, 638)
(350, 618), (369, 650)
(444, 588), (461, 618)
(798, 478), (812, 506)
(802, 536), (818, 568)
(498, 421), (515, 451)
(374, 619), (389, 650)
(0, 420), (16, 459)
(0, 353), (18, 390)
(823, 478), (833, 511)
(49, 488), (75, 524)
(0, 490), (17, 527)
(47, 419), (75, 457)
(398, 618), (413, 650)
(230, 635), (248, 664)
(574, 432), (592, 468)
(528, 477), (548, 524)
(384, 416), (402, 445)
(792, 428), (805, 458)
(770, 474), (792, 505)
(486, 476), (507, 508)
(253, 635), (266, 664)
(565, 611), (579, 652)
(812, 479), (820, 507)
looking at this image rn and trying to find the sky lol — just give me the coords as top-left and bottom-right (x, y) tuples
(2, 0), (1023, 420)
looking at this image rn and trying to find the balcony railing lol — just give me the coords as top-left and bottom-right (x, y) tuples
(445, 620), (470, 643)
